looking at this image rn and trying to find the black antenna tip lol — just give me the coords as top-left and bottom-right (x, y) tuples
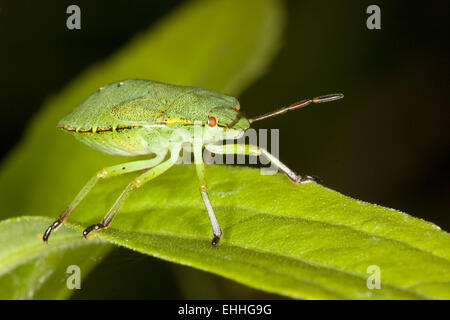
(313, 93), (344, 103)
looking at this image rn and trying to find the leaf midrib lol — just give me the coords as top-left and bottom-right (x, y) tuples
(93, 227), (430, 299)
(225, 209), (450, 265)
(1, 217), (435, 299)
(113, 201), (450, 264)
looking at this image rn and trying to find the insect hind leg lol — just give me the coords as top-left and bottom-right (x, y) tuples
(43, 153), (166, 243)
(82, 147), (181, 239)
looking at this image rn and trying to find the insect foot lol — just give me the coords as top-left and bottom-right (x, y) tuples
(82, 223), (105, 238)
(211, 235), (221, 248)
(300, 175), (321, 184)
(42, 219), (63, 243)
(288, 174), (321, 185)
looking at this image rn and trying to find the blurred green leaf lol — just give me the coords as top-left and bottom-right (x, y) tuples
(1, 165), (449, 299)
(0, 217), (109, 299)
(0, 0), (284, 299)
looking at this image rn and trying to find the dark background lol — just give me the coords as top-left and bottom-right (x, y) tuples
(0, 0), (448, 298)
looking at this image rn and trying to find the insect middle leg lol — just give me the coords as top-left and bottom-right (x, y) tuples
(205, 144), (318, 184)
(193, 144), (222, 247)
(43, 153), (167, 242)
(82, 148), (180, 238)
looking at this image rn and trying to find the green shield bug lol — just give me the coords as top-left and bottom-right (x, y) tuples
(43, 79), (343, 246)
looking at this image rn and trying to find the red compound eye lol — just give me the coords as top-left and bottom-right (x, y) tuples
(208, 116), (217, 127)
(233, 108), (239, 112)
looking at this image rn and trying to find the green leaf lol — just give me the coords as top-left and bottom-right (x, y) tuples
(0, 0), (284, 299)
(1, 165), (449, 299)
(0, 217), (109, 299)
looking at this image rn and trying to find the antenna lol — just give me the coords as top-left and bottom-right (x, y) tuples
(248, 93), (344, 124)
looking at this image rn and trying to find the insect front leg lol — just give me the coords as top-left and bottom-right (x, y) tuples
(82, 147), (181, 238)
(193, 143), (222, 247)
(43, 153), (167, 242)
(205, 144), (318, 184)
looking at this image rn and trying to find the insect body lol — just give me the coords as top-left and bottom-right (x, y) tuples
(43, 79), (343, 246)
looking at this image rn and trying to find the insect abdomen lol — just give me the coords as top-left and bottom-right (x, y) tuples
(58, 125), (154, 156)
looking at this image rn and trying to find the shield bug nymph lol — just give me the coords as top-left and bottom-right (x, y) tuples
(43, 79), (343, 247)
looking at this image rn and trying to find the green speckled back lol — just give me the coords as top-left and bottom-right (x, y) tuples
(56, 79), (244, 156)
(58, 79), (240, 129)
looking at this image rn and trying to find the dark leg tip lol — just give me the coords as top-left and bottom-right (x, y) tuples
(42, 220), (62, 243)
(286, 172), (321, 185)
(42, 227), (51, 243)
(300, 175), (321, 184)
(82, 223), (104, 238)
(211, 235), (221, 248)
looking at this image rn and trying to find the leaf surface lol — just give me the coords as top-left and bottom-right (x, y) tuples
(1, 165), (449, 299)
